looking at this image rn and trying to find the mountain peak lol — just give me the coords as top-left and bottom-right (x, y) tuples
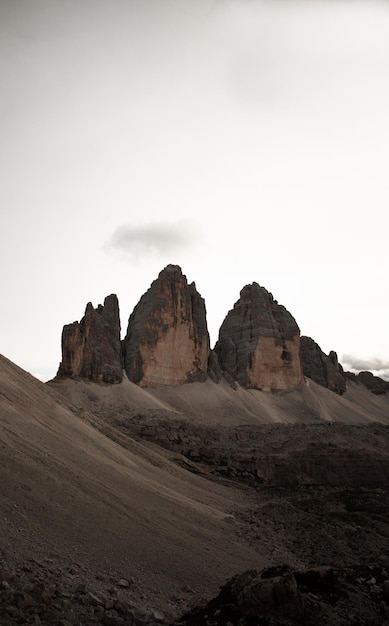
(122, 265), (209, 387)
(215, 283), (303, 391)
(57, 294), (122, 384)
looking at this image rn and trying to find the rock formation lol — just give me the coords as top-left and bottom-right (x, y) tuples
(57, 294), (123, 384)
(300, 336), (346, 395)
(122, 265), (209, 387)
(175, 564), (389, 626)
(214, 283), (303, 391)
(55, 267), (385, 396)
(346, 370), (389, 395)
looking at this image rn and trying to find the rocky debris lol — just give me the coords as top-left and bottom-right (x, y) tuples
(214, 283), (303, 391)
(174, 563), (389, 625)
(123, 265), (210, 387)
(300, 336), (347, 395)
(345, 370), (389, 395)
(117, 416), (389, 489)
(113, 413), (389, 572)
(0, 556), (168, 625)
(57, 294), (123, 384)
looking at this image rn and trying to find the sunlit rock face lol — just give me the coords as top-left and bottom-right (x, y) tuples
(300, 336), (346, 395)
(123, 265), (210, 387)
(57, 294), (123, 383)
(214, 283), (303, 391)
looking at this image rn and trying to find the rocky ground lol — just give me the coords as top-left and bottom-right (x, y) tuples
(175, 562), (389, 626)
(90, 411), (389, 569)
(1, 531), (389, 626)
(15, 405), (384, 626)
(0, 552), (170, 625)
(2, 356), (389, 625)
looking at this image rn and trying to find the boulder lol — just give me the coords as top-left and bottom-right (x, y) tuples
(175, 564), (389, 626)
(57, 294), (123, 384)
(214, 283), (303, 391)
(122, 265), (209, 387)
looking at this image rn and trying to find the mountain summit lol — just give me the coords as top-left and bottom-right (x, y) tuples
(214, 282), (303, 391)
(123, 265), (209, 386)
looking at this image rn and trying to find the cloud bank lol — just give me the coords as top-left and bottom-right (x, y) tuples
(342, 355), (389, 381)
(106, 220), (201, 263)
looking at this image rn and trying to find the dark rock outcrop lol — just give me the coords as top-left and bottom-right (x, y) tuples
(175, 563), (389, 625)
(122, 265), (209, 387)
(345, 370), (389, 395)
(300, 336), (346, 395)
(214, 283), (303, 391)
(125, 417), (389, 489)
(57, 294), (123, 383)
(357, 370), (389, 394)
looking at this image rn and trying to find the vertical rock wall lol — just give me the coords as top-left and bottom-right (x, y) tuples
(299, 336), (347, 395)
(122, 265), (210, 387)
(57, 294), (123, 384)
(214, 283), (303, 391)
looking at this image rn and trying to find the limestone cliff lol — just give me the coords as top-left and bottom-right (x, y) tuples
(300, 336), (346, 395)
(57, 294), (123, 384)
(214, 283), (303, 391)
(122, 265), (209, 387)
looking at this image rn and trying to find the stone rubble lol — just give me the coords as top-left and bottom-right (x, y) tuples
(0, 556), (168, 626)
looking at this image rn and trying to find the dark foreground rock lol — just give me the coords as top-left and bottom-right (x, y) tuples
(174, 563), (389, 626)
(3, 555), (388, 625)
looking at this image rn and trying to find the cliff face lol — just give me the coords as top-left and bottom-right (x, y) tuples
(300, 336), (346, 395)
(214, 283), (303, 391)
(122, 265), (210, 387)
(57, 294), (123, 384)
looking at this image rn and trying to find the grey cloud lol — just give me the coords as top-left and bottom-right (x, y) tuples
(105, 220), (201, 262)
(342, 354), (389, 380)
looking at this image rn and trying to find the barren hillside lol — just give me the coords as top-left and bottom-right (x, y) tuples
(1, 353), (389, 624)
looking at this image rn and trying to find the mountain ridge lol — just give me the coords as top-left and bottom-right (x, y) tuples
(56, 264), (388, 397)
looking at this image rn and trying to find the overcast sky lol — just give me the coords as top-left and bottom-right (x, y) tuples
(1, 0), (388, 382)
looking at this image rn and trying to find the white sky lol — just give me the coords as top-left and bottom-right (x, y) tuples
(1, 0), (388, 381)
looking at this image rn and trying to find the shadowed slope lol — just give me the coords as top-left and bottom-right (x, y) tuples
(2, 353), (389, 622)
(0, 354), (261, 609)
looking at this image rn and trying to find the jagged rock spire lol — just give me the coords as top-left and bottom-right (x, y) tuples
(122, 265), (210, 387)
(57, 294), (122, 384)
(300, 336), (346, 395)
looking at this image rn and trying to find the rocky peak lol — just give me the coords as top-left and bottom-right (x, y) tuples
(214, 283), (303, 391)
(56, 294), (123, 384)
(122, 265), (209, 387)
(346, 370), (389, 395)
(299, 336), (346, 395)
